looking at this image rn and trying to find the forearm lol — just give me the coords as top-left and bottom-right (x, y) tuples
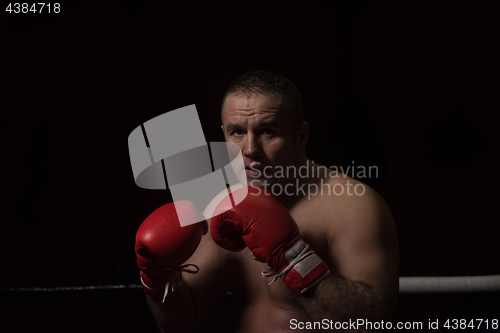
(294, 273), (394, 332)
(146, 280), (199, 333)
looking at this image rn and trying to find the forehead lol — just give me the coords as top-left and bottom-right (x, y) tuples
(222, 93), (289, 124)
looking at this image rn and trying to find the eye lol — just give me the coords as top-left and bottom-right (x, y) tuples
(231, 129), (245, 136)
(262, 129), (275, 136)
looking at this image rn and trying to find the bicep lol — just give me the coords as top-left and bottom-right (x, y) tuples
(327, 192), (399, 298)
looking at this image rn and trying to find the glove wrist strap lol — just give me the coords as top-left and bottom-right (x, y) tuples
(262, 239), (330, 294)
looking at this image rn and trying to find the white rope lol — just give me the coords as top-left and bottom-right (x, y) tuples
(2, 274), (500, 298)
(399, 275), (500, 293)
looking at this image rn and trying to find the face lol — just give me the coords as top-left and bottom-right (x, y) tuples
(221, 93), (308, 189)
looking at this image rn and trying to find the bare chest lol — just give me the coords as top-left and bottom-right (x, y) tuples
(224, 202), (333, 313)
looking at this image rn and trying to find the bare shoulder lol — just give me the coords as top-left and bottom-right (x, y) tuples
(322, 175), (395, 235)
(313, 174), (399, 295)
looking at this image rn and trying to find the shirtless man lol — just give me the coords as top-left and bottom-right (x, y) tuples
(135, 70), (399, 332)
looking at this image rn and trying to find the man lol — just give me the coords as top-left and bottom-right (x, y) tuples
(135, 70), (399, 332)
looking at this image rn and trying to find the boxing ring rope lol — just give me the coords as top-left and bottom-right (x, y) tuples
(0, 284), (144, 299)
(1, 276), (499, 298)
(399, 275), (500, 293)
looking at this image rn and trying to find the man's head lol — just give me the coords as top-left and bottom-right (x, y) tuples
(221, 70), (309, 189)
(221, 70), (304, 131)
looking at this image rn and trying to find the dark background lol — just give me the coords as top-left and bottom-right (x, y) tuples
(1, 0), (499, 332)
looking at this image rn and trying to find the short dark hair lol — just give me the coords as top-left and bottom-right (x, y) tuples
(221, 70), (304, 129)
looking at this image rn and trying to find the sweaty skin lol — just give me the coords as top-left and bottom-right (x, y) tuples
(147, 94), (399, 333)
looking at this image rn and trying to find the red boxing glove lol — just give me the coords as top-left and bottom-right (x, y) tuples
(135, 201), (208, 301)
(211, 187), (330, 294)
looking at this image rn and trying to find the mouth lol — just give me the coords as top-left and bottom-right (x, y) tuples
(245, 164), (263, 178)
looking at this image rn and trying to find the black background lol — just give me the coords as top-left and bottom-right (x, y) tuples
(1, 0), (499, 332)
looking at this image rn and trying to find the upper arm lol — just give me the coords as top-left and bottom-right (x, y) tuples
(326, 184), (399, 304)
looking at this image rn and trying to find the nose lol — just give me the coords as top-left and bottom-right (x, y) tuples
(242, 132), (262, 159)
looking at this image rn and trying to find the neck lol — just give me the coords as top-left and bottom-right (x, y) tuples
(273, 158), (321, 209)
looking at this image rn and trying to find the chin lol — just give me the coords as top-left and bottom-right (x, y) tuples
(246, 178), (270, 189)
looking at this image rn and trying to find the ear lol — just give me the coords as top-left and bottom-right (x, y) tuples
(296, 122), (309, 153)
(221, 125), (225, 134)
